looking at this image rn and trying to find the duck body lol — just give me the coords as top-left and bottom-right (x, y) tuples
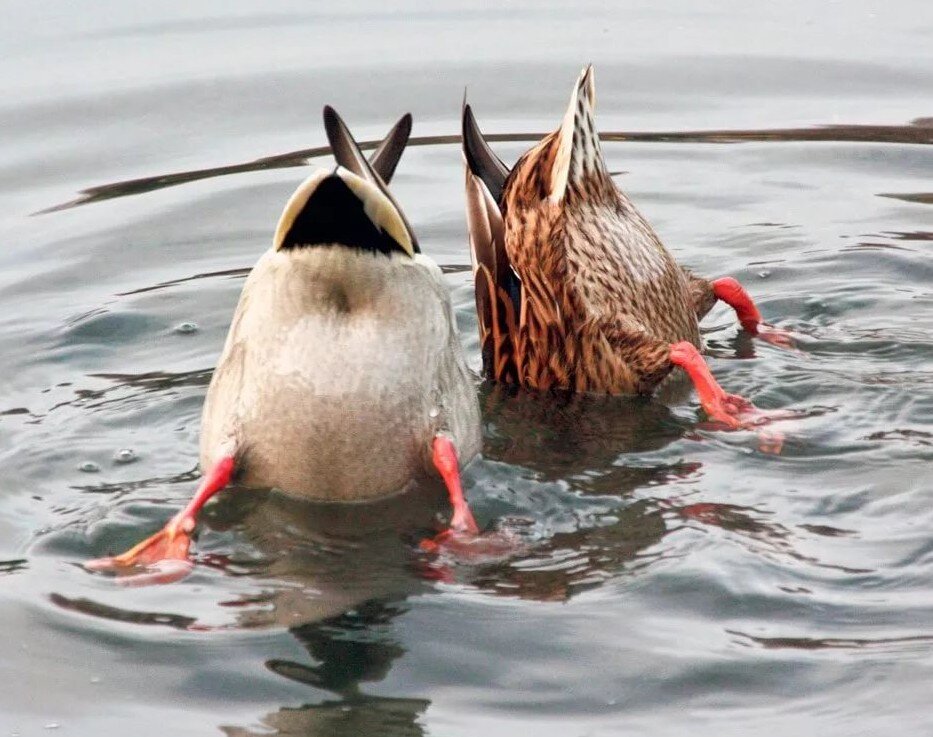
(463, 65), (790, 422)
(499, 129), (702, 393)
(88, 108), (485, 583)
(201, 243), (480, 501)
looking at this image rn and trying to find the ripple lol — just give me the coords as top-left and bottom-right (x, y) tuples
(0, 558), (28, 576)
(35, 122), (933, 215)
(729, 630), (933, 652)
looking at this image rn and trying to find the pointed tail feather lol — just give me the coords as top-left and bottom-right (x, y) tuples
(369, 113), (412, 184)
(322, 105), (419, 252)
(464, 167), (520, 382)
(550, 64), (607, 202)
(462, 102), (509, 204)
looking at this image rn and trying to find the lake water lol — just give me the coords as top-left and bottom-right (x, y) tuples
(1, 1), (932, 735)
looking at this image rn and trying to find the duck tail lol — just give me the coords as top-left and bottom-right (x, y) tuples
(322, 106), (419, 252)
(549, 64), (608, 202)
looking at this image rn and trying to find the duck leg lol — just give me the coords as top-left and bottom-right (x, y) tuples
(600, 320), (787, 439)
(668, 342), (768, 429)
(420, 436), (521, 561)
(430, 435), (479, 536)
(683, 271), (793, 348)
(86, 455), (235, 584)
(710, 277), (793, 348)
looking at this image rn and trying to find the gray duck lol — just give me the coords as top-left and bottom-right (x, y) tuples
(89, 107), (484, 581)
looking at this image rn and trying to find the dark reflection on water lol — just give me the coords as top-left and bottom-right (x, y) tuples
(70, 465), (200, 497)
(878, 192), (933, 205)
(36, 122), (933, 215)
(225, 692), (430, 737)
(117, 267), (253, 297)
(244, 606), (431, 737)
(0, 558), (28, 575)
(51, 592), (198, 629)
(729, 630), (933, 651)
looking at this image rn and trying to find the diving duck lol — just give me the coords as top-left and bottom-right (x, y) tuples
(462, 65), (791, 426)
(88, 107), (483, 582)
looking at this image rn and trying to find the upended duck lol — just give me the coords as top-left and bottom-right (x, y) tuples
(462, 65), (793, 426)
(88, 107), (483, 582)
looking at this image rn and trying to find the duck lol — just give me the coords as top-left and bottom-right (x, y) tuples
(88, 106), (483, 583)
(462, 65), (792, 427)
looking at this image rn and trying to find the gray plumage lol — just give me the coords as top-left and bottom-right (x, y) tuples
(200, 115), (480, 501)
(200, 243), (480, 501)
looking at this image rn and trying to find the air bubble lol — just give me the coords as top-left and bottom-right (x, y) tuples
(175, 322), (198, 335)
(78, 461), (100, 473)
(114, 448), (137, 464)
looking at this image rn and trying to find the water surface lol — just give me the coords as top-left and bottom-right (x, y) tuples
(1, 2), (932, 735)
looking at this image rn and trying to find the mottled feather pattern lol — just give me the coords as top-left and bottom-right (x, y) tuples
(683, 270), (717, 320)
(463, 66), (722, 397)
(465, 168), (520, 384)
(499, 134), (700, 394)
(482, 66), (715, 395)
(567, 75), (605, 188)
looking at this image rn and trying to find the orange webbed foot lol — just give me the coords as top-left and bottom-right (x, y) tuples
(753, 323), (797, 350)
(670, 341), (797, 454)
(419, 525), (522, 563)
(85, 456), (235, 586)
(698, 392), (794, 454)
(85, 513), (196, 585)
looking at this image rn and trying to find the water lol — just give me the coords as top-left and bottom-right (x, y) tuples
(1, 2), (932, 735)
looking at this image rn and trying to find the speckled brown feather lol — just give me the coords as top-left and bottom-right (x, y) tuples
(467, 66), (705, 395)
(682, 270), (717, 321)
(464, 166), (520, 384)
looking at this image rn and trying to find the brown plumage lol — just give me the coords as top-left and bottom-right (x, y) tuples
(464, 65), (786, 412)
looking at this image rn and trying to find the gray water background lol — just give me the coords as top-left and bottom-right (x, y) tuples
(1, 1), (932, 735)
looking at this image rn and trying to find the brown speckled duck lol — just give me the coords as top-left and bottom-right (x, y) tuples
(88, 107), (485, 583)
(463, 65), (792, 426)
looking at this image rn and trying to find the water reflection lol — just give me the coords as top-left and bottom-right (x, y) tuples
(225, 692), (429, 737)
(232, 604), (430, 737)
(32, 369), (213, 423)
(50, 592), (197, 629)
(35, 122), (933, 215)
(224, 696), (430, 737)
(54, 393), (694, 733)
(729, 630), (933, 652)
(877, 192), (933, 206)
(0, 558), (28, 575)
(481, 384), (694, 485)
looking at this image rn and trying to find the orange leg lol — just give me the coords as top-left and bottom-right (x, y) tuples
(669, 341), (789, 455)
(419, 436), (520, 561)
(86, 456), (235, 584)
(712, 277), (794, 348)
(430, 435), (479, 535)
